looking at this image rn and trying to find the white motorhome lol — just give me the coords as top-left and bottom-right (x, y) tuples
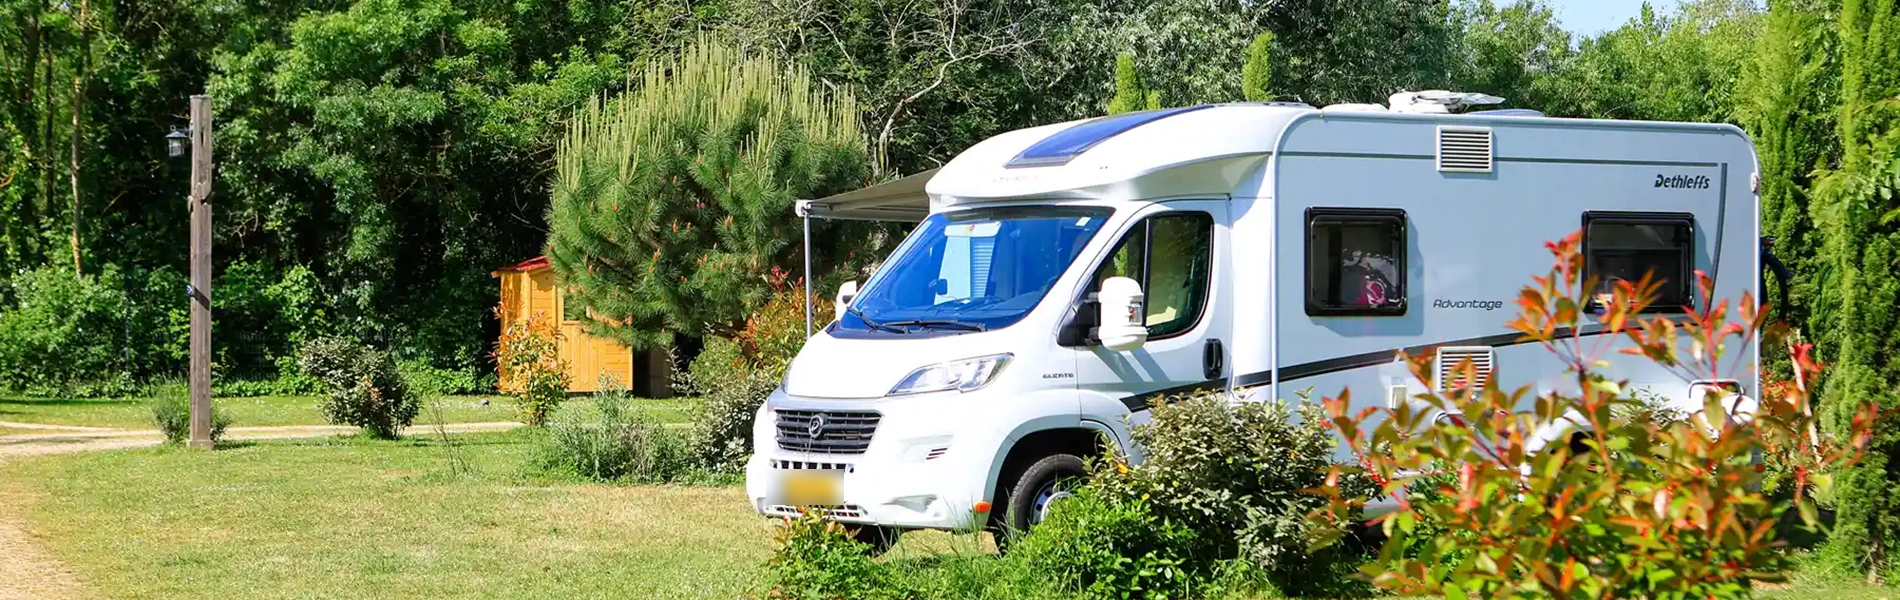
(745, 93), (1774, 546)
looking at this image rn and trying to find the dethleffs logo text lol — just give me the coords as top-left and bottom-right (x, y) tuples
(1433, 299), (1504, 311)
(1654, 174), (1712, 189)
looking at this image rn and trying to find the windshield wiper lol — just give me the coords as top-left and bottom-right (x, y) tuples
(847, 306), (909, 334)
(882, 319), (989, 332)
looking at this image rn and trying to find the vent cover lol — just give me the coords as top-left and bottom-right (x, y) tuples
(1436, 126), (1494, 173)
(1436, 347), (1495, 392)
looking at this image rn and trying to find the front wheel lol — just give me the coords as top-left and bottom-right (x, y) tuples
(1000, 453), (1087, 542)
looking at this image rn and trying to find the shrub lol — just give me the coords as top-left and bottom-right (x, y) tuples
(1012, 390), (1364, 598)
(680, 280), (826, 472)
(494, 308), (570, 426)
(1010, 489), (1200, 600)
(539, 388), (686, 482)
(148, 383), (231, 444)
(766, 511), (894, 600)
(296, 337), (419, 439)
(1308, 233), (1878, 599)
(681, 336), (779, 472)
(0, 265), (136, 394)
(400, 360), (489, 396)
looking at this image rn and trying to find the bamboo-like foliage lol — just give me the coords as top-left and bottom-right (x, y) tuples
(547, 38), (869, 348)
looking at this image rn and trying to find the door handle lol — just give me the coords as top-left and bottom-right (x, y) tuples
(1203, 338), (1224, 380)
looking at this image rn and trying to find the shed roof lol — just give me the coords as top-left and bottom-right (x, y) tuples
(491, 255), (551, 277)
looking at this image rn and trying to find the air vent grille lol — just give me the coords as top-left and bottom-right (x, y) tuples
(1437, 126), (1494, 173)
(1436, 347), (1495, 392)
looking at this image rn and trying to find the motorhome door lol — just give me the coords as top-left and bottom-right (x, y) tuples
(1074, 200), (1232, 422)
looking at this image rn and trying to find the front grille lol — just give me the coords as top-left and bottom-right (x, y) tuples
(771, 459), (855, 473)
(776, 409), (880, 454)
(764, 504), (868, 521)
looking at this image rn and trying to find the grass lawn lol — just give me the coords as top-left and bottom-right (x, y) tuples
(0, 428), (1893, 600)
(0, 395), (693, 430)
(0, 429), (774, 600)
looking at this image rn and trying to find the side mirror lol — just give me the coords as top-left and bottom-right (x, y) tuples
(835, 280), (859, 313)
(1097, 276), (1148, 351)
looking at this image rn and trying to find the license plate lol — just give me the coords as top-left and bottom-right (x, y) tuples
(780, 471), (842, 506)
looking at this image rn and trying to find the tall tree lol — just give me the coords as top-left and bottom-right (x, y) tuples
(1242, 32), (1274, 102)
(1107, 53), (1157, 114)
(1451, 0), (1573, 110)
(546, 40), (877, 348)
(1815, 0), (1900, 579)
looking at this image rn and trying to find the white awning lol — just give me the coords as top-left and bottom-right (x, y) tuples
(797, 168), (936, 222)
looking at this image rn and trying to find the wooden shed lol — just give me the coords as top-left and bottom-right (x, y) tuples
(492, 256), (671, 397)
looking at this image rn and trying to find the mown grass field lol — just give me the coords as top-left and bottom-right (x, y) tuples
(0, 425), (1893, 599)
(0, 395), (694, 430)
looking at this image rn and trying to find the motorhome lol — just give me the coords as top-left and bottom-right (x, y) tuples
(745, 92), (1772, 547)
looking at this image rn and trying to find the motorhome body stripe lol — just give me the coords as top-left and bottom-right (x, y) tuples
(1278, 151), (1723, 169)
(1118, 324), (1614, 412)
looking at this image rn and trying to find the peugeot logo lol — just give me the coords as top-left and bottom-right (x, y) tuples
(807, 413), (828, 438)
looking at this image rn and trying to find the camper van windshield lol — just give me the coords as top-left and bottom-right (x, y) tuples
(838, 206), (1113, 335)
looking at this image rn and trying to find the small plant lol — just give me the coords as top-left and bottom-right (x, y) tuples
(148, 385), (231, 444)
(766, 511), (894, 600)
(297, 336), (419, 439)
(539, 386), (686, 482)
(1307, 233), (1878, 599)
(494, 308), (570, 426)
(1009, 489), (1200, 600)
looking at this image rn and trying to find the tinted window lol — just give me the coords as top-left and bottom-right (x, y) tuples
(1092, 212), (1214, 338)
(1306, 208), (1406, 316)
(1584, 213), (1694, 311)
(838, 206), (1113, 334)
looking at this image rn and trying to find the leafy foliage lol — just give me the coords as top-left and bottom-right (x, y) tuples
(1308, 233), (1878, 599)
(538, 386), (685, 482)
(1241, 33), (1274, 102)
(1107, 53), (1160, 115)
(0, 265), (183, 395)
(148, 382), (232, 444)
(493, 309), (570, 426)
(547, 38), (871, 349)
(1010, 489), (1200, 600)
(766, 511), (893, 600)
(297, 336), (419, 438)
(681, 280), (827, 472)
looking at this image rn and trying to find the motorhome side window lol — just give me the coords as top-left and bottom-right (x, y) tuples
(1582, 212), (1695, 312)
(1305, 208), (1407, 316)
(1091, 212), (1214, 339)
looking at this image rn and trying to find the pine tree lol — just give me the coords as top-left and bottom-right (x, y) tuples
(1815, 0), (1900, 579)
(545, 39), (871, 349)
(1242, 32), (1274, 102)
(1108, 53), (1154, 115)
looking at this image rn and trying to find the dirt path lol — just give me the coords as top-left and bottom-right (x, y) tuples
(0, 422), (523, 599)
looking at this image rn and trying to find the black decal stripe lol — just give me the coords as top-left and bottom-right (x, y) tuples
(1120, 325), (1616, 412)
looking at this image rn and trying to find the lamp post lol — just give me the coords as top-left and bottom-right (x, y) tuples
(170, 95), (214, 450)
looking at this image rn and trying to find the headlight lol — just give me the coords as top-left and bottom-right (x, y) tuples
(888, 353), (1013, 396)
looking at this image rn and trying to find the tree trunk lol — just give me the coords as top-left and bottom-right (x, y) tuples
(66, 0), (90, 276)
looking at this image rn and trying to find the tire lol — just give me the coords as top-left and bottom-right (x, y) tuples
(848, 525), (902, 556)
(999, 453), (1087, 543)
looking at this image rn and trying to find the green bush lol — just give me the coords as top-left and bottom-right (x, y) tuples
(0, 266), (147, 395)
(495, 309), (569, 426)
(539, 389), (686, 482)
(766, 511), (894, 600)
(399, 360), (489, 396)
(680, 285), (822, 472)
(680, 336), (779, 472)
(1010, 489), (1199, 600)
(296, 337), (419, 438)
(1096, 393), (1365, 583)
(148, 384), (232, 444)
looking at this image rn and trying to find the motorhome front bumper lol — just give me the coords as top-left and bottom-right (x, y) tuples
(744, 388), (1004, 530)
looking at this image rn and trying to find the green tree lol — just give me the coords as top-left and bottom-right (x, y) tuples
(1736, 0), (1837, 351)
(1545, 0), (1763, 121)
(1815, 0), (1900, 578)
(546, 40), (872, 349)
(1452, 0), (1574, 109)
(1241, 32), (1274, 101)
(1107, 53), (1157, 114)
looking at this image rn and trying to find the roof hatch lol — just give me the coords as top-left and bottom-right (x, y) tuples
(1004, 105), (1214, 169)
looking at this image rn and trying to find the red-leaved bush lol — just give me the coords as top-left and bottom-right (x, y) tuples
(1309, 232), (1879, 599)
